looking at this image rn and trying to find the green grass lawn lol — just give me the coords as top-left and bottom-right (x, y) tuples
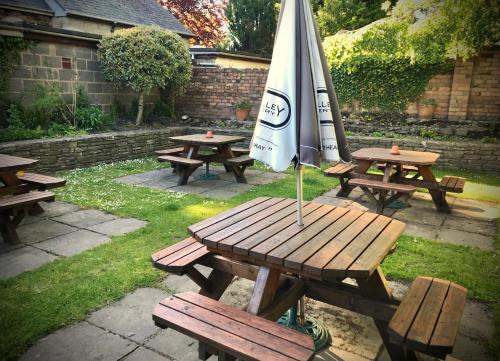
(0, 158), (498, 360)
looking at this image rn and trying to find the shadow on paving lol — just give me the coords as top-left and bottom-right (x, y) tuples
(19, 266), (495, 361)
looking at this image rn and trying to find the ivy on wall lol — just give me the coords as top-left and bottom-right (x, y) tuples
(323, 0), (497, 112)
(0, 36), (31, 93)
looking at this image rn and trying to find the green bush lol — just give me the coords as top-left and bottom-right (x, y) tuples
(98, 26), (192, 125)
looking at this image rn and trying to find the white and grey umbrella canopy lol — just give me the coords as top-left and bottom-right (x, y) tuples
(250, 0), (351, 172)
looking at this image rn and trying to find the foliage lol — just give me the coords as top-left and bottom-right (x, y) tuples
(225, 0), (278, 56)
(390, 0), (500, 61)
(323, 0), (498, 111)
(234, 99), (252, 110)
(325, 20), (450, 111)
(3, 83), (115, 141)
(98, 26), (192, 125)
(159, 0), (228, 47)
(316, 0), (389, 38)
(0, 36), (31, 93)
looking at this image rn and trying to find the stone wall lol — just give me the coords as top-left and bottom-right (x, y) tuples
(4, 41), (159, 112)
(0, 127), (185, 173)
(191, 127), (500, 174)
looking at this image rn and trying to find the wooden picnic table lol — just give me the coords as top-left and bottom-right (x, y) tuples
(153, 197), (467, 360)
(343, 147), (450, 212)
(168, 134), (252, 184)
(0, 154), (39, 197)
(1, 154), (65, 243)
(184, 197), (411, 360)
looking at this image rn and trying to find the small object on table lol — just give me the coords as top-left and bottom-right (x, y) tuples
(390, 145), (400, 155)
(206, 130), (214, 138)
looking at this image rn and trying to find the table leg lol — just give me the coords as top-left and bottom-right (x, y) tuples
(418, 165), (450, 213)
(247, 266), (281, 315)
(1, 211), (21, 244)
(337, 160), (373, 197)
(176, 145), (200, 185)
(358, 267), (417, 361)
(217, 145), (248, 183)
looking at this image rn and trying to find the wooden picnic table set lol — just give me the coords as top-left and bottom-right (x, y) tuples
(155, 134), (254, 185)
(324, 147), (466, 214)
(150, 196), (468, 361)
(0, 153), (65, 243)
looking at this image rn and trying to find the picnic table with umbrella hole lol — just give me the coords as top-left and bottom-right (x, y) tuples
(151, 197), (467, 361)
(156, 134), (254, 185)
(325, 148), (466, 214)
(0, 153), (66, 243)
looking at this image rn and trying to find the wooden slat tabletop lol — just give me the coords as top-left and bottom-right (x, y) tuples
(189, 197), (405, 281)
(169, 134), (246, 146)
(351, 148), (440, 166)
(0, 154), (38, 172)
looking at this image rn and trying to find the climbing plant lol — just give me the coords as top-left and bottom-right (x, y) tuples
(323, 0), (498, 112)
(0, 36), (31, 93)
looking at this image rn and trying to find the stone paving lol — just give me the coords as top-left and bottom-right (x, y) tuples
(117, 166), (286, 199)
(313, 186), (498, 251)
(20, 266), (495, 361)
(0, 201), (147, 279)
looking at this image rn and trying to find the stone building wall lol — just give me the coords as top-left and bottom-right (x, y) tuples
(5, 41), (160, 112)
(1, 127), (498, 174)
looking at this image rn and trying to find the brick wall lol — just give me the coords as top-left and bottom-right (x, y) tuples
(175, 67), (268, 120)
(176, 50), (500, 123)
(5, 41), (159, 112)
(0, 127), (498, 173)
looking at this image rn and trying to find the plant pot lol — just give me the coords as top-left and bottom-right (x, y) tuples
(235, 108), (250, 121)
(418, 105), (436, 119)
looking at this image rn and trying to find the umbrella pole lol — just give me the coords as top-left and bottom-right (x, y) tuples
(296, 164), (304, 226)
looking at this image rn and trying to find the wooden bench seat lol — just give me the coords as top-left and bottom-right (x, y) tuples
(348, 178), (416, 213)
(153, 291), (315, 361)
(151, 237), (210, 275)
(324, 162), (356, 176)
(18, 172), (66, 190)
(1, 191), (55, 243)
(348, 178), (417, 193)
(158, 155), (203, 185)
(388, 276), (467, 359)
(224, 155), (254, 166)
(155, 147), (185, 156)
(212, 147), (250, 156)
(376, 163), (419, 173)
(439, 176), (465, 193)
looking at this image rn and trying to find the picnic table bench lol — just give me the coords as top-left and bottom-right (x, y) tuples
(155, 135), (253, 185)
(326, 148), (466, 213)
(0, 154), (65, 243)
(151, 198), (467, 360)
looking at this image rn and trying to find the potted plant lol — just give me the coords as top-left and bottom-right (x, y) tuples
(234, 100), (252, 121)
(418, 98), (437, 119)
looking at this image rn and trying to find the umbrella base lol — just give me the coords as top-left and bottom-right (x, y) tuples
(386, 199), (411, 209)
(277, 307), (331, 351)
(196, 173), (220, 181)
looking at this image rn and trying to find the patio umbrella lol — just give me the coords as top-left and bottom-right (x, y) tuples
(249, 0), (351, 349)
(249, 0), (351, 226)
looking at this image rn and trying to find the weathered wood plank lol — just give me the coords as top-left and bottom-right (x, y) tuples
(188, 197), (270, 234)
(232, 202), (321, 256)
(388, 276), (434, 343)
(406, 279), (450, 352)
(151, 237), (197, 262)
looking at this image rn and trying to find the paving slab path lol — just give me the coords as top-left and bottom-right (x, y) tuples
(0, 201), (147, 279)
(314, 186), (498, 251)
(20, 268), (495, 361)
(117, 166), (286, 200)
